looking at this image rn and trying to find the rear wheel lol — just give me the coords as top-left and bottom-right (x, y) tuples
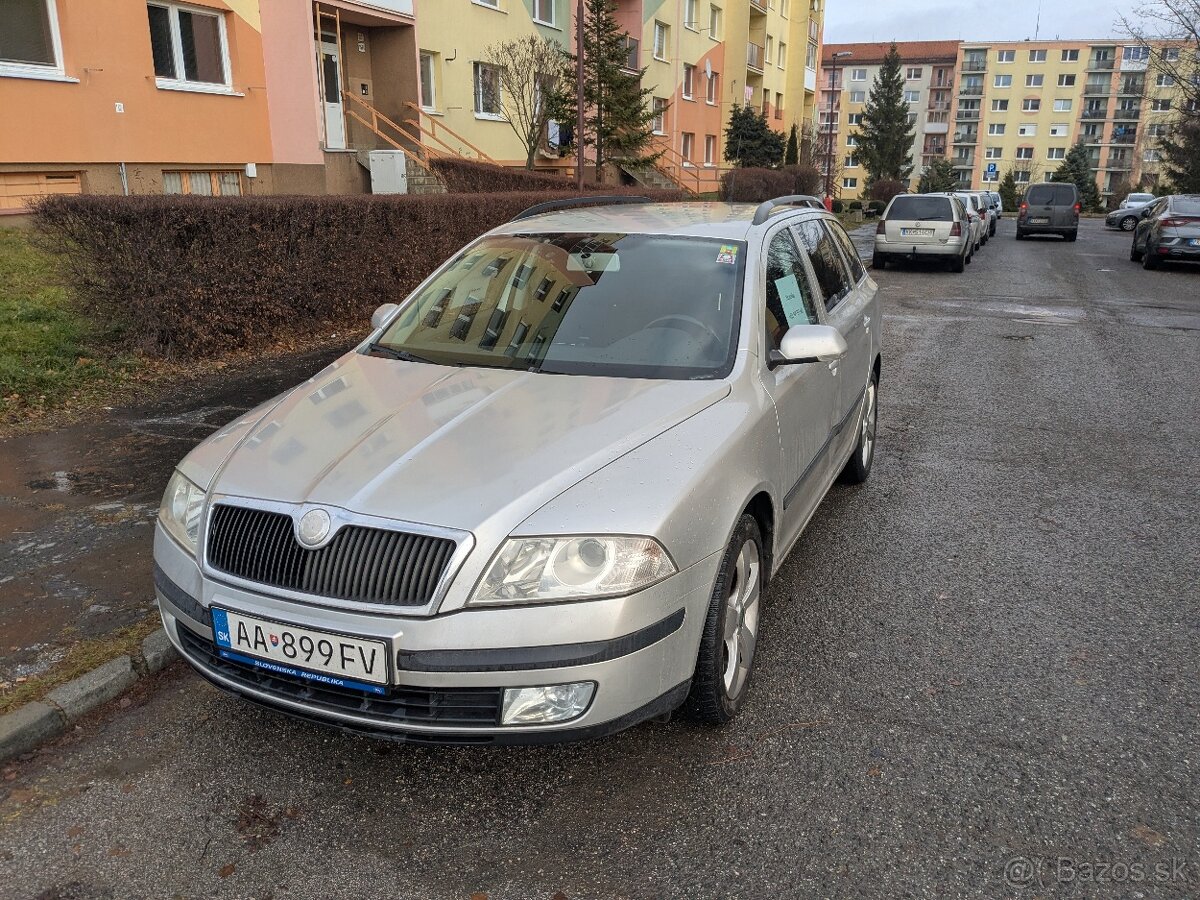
(685, 515), (764, 726)
(840, 373), (879, 484)
(872, 254), (887, 270)
(950, 253), (965, 273)
(1143, 242), (1160, 269)
(1066, 230), (1078, 242)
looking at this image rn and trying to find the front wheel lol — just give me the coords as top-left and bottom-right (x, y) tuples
(872, 254), (887, 270)
(839, 373), (878, 484)
(1120, 215), (1138, 232)
(684, 515), (764, 726)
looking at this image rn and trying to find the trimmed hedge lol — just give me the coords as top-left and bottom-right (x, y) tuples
(848, 200), (863, 211)
(34, 190), (672, 360)
(719, 165), (822, 203)
(428, 157), (610, 193)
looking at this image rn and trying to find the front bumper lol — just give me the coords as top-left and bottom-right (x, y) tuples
(154, 525), (720, 744)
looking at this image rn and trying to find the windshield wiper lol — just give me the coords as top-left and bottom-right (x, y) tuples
(366, 342), (438, 365)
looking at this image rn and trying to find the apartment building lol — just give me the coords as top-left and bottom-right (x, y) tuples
(953, 39), (1192, 197)
(820, 41), (959, 200)
(0, 0), (425, 214)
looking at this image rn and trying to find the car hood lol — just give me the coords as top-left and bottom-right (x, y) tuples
(189, 353), (730, 533)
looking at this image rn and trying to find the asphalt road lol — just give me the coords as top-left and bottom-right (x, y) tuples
(2, 218), (1198, 900)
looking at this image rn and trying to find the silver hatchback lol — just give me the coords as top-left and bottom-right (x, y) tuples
(154, 197), (882, 744)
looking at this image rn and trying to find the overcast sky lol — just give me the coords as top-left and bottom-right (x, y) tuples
(824, 0), (1132, 43)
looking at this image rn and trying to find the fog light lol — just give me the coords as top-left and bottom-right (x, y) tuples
(501, 682), (595, 725)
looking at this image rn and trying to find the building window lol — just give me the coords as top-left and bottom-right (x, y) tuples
(706, 70), (718, 104)
(846, 134), (858, 146)
(851, 68), (867, 81)
(162, 170), (242, 195)
(847, 112), (863, 125)
(842, 177), (857, 189)
(1028, 49), (1046, 62)
(147, 2), (230, 89)
(532, 0), (555, 25)
(682, 63), (694, 99)
(419, 51), (437, 110)
(473, 62), (502, 117)
(1047, 147), (1065, 159)
(1151, 98), (1172, 111)
(1122, 45), (1150, 62)
(1062, 48), (1079, 61)
(1162, 47), (1180, 61)
(988, 123), (1006, 135)
(906, 66), (922, 79)
(1018, 123), (1037, 136)
(805, 39), (816, 70)
(681, 131), (694, 164)
(1054, 98), (1072, 111)
(765, 35), (773, 65)
(621, 35), (639, 71)
(780, 0), (789, 15)
(994, 74), (1011, 87)
(903, 89), (920, 102)
(984, 146), (1002, 158)
(1014, 170), (1031, 183)
(844, 154), (859, 167)
(704, 134), (716, 165)
(652, 96), (667, 133)
(982, 170), (997, 183)
(1022, 98), (1041, 112)
(775, 91), (783, 118)
(653, 21), (668, 60)
(684, 0), (697, 28)
(1058, 74), (1076, 87)
(992, 99), (1009, 111)
(708, 5), (721, 39)
(849, 90), (865, 103)
(1144, 148), (1161, 162)
(997, 49), (1014, 62)
(1026, 74), (1043, 87)
(1156, 73), (1175, 87)
(778, 42), (786, 69)
(1, 0), (66, 78)
(1015, 147), (1033, 159)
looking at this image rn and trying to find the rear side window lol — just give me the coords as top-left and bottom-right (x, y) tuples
(887, 196), (953, 221)
(824, 221), (867, 283)
(764, 230), (819, 350)
(795, 219), (852, 312)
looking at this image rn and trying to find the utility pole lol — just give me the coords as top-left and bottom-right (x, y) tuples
(576, 0), (585, 190)
(825, 50), (852, 209)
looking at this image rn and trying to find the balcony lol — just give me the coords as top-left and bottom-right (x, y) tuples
(922, 151), (947, 163)
(1113, 107), (1141, 121)
(747, 42), (764, 73)
(1118, 82), (1145, 96)
(962, 59), (987, 73)
(1084, 86), (1110, 96)
(952, 158), (975, 169)
(959, 85), (984, 97)
(750, 0), (767, 12)
(953, 132), (978, 145)
(928, 100), (951, 111)
(1110, 131), (1137, 144)
(956, 108), (981, 120)
(1082, 109), (1108, 119)
(1106, 160), (1133, 171)
(1088, 57), (1116, 70)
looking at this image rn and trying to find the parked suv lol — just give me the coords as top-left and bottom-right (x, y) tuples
(874, 193), (972, 272)
(1129, 194), (1200, 269)
(153, 197), (882, 744)
(1017, 183), (1080, 241)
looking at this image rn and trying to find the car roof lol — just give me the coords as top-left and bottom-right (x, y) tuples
(489, 201), (831, 241)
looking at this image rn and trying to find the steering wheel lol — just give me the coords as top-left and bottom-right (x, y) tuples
(645, 314), (724, 350)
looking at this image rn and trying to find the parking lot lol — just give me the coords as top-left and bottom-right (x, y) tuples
(1, 217), (1197, 900)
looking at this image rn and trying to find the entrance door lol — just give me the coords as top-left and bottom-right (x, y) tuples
(320, 38), (346, 150)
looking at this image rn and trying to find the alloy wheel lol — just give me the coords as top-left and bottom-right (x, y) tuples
(861, 381), (877, 468)
(721, 540), (761, 700)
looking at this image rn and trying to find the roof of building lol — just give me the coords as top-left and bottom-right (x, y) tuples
(822, 41), (962, 67)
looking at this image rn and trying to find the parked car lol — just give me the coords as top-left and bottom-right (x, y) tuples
(974, 191), (998, 237)
(1129, 194), (1200, 269)
(1106, 192), (1156, 231)
(1016, 183), (1080, 241)
(928, 192), (985, 251)
(874, 193), (972, 272)
(153, 196), (883, 744)
(989, 191), (1004, 217)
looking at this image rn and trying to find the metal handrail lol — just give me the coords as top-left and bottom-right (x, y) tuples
(341, 92), (434, 164)
(403, 101), (499, 165)
(651, 141), (703, 195)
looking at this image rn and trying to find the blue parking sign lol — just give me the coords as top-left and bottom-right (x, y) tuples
(986, 163), (998, 177)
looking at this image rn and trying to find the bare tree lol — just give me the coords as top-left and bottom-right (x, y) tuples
(483, 36), (564, 169)
(1119, 1), (1200, 115)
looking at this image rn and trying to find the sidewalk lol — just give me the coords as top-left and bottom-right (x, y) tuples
(0, 345), (348, 707)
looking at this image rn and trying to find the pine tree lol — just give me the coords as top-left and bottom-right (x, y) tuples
(784, 124), (800, 166)
(998, 169), (1021, 210)
(724, 105), (786, 168)
(553, 0), (659, 182)
(1051, 141), (1102, 211)
(854, 43), (915, 185)
(1158, 118), (1200, 192)
(917, 158), (957, 192)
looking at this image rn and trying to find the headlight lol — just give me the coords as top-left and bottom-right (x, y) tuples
(159, 470), (205, 554)
(471, 536), (676, 605)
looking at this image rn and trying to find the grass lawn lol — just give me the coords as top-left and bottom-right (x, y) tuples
(0, 228), (137, 422)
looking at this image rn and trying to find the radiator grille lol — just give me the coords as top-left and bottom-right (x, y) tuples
(206, 504), (456, 607)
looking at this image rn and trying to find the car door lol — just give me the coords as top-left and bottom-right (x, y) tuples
(757, 225), (838, 533)
(1136, 197), (1167, 251)
(794, 216), (869, 469)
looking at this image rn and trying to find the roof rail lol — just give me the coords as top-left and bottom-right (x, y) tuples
(751, 195), (827, 226)
(510, 195), (653, 223)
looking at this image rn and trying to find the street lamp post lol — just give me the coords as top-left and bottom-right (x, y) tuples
(825, 50), (852, 210)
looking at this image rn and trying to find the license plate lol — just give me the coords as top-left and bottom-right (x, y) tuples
(1189, 239), (1200, 247)
(1029, 217), (1049, 224)
(211, 607), (389, 695)
(901, 228), (934, 237)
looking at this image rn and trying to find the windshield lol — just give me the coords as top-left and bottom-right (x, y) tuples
(888, 196), (953, 221)
(1027, 184), (1077, 205)
(371, 233), (746, 380)
(1128, 193), (1154, 204)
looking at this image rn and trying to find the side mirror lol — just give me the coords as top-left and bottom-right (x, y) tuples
(1141, 207), (1153, 219)
(371, 303), (399, 331)
(770, 325), (848, 368)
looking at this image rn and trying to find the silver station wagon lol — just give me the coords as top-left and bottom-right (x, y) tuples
(154, 196), (882, 744)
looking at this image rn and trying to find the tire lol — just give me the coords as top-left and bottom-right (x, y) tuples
(1015, 229), (1026, 240)
(872, 254), (886, 270)
(1130, 238), (1143, 262)
(1143, 242), (1159, 269)
(966, 248), (973, 264)
(1120, 215), (1138, 231)
(1066, 230), (1078, 242)
(950, 253), (965, 273)
(839, 371), (878, 485)
(684, 514), (764, 726)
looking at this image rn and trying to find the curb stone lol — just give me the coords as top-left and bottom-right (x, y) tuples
(0, 626), (179, 764)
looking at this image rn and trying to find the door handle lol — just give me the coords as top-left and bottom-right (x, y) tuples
(827, 360), (839, 373)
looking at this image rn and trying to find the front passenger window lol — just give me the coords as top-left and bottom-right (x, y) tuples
(764, 230), (819, 350)
(795, 219), (852, 311)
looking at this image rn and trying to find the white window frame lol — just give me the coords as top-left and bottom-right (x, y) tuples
(150, 1), (236, 95)
(1026, 74), (1043, 87)
(778, 42), (786, 69)
(1054, 99), (1072, 111)
(708, 5), (721, 40)
(906, 66), (922, 80)
(903, 89), (920, 103)
(992, 99), (1009, 111)
(473, 61), (505, 120)
(419, 51), (437, 111)
(1046, 147), (1065, 160)
(1061, 49), (1079, 61)
(704, 134), (716, 166)
(706, 70), (718, 104)
(683, 0), (698, 29)
(994, 74), (1012, 88)
(997, 49), (1015, 63)
(842, 176), (858, 189)
(652, 96), (667, 134)
(1028, 49), (1046, 62)
(988, 123), (1006, 135)
(682, 63), (694, 99)
(1022, 98), (1041, 112)
(849, 90), (865, 103)
(765, 35), (773, 65)
(532, 0), (555, 26)
(1018, 123), (1037, 136)
(1, 0), (76, 82)
(984, 147), (1002, 159)
(653, 21), (668, 60)
(681, 131), (695, 165)
(1015, 146), (1034, 159)
(850, 68), (867, 81)
(844, 153), (859, 168)
(1058, 74), (1076, 87)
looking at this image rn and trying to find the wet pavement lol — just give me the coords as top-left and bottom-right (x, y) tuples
(0, 346), (349, 685)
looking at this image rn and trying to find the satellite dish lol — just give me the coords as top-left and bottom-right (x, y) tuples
(705, 59), (713, 79)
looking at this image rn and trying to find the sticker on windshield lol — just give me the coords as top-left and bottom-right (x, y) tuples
(716, 244), (738, 265)
(774, 274), (812, 326)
